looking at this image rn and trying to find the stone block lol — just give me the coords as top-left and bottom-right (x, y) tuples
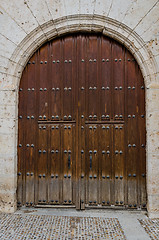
(0, 134), (16, 155)
(0, 191), (17, 213)
(45, 0), (66, 20)
(0, 6), (27, 45)
(122, 0), (157, 29)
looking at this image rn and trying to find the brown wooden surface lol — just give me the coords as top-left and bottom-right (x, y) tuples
(18, 33), (146, 209)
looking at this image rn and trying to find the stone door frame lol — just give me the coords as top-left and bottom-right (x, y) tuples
(3, 15), (158, 217)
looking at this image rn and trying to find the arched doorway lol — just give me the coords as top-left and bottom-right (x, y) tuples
(17, 33), (146, 209)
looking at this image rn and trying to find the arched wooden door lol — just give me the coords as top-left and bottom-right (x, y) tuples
(17, 33), (146, 209)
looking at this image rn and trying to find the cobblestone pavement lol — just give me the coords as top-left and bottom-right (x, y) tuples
(139, 219), (159, 240)
(0, 213), (126, 240)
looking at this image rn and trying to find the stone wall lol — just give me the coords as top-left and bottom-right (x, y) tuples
(0, 0), (159, 217)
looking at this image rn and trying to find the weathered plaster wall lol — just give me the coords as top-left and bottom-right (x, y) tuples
(0, 0), (159, 217)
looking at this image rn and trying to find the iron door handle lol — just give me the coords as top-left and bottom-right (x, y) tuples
(68, 154), (71, 169)
(90, 155), (92, 170)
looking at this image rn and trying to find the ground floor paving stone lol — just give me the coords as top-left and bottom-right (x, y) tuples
(139, 219), (159, 239)
(0, 207), (158, 239)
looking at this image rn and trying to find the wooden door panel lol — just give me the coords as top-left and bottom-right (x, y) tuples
(99, 125), (112, 206)
(48, 124), (61, 204)
(86, 124), (99, 205)
(100, 37), (112, 120)
(18, 68), (27, 206)
(86, 36), (98, 121)
(112, 42), (125, 121)
(63, 37), (75, 121)
(25, 55), (36, 206)
(50, 40), (62, 120)
(38, 45), (49, 121)
(113, 124), (125, 206)
(18, 34), (146, 209)
(37, 124), (48, 204)
(138, 70), (146, 208)
(126, 52), (139, 207)
(62, 124), (75, 204)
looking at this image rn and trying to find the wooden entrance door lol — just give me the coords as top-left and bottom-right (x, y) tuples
(18, 34), (146, 209)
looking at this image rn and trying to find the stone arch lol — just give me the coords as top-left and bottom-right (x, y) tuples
(4, 14), (158, 216)
(8, 15), (157, 89)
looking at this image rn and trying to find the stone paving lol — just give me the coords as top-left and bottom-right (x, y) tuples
(139, 219), (159, 240)
(0, 213), (126, 240)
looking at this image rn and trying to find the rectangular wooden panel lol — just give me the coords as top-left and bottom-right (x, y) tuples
(63, 37), (75, 120)
(113, 124), (125, 206)
(138, 69), (146, 208)
(100, 37), (112, 120)
(62, 124), (75, 204)
(50, 40), (62, 120)
(86, 124), (99, 205)
(18, 68), (28, 206)
(25, 55), (36, 206)
(38, 45), (49, 120)
(37, 124), (48, 204)
(126, 53), (138, 208)
(99, 124), (112, 206)
(48, 124), (61, 204)
(77, 35), (86, 209)
(86, 36), (98, 121)
(112, 41), (125, 121)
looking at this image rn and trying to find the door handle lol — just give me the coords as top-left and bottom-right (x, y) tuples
(68, 154), (71, 169)
(90, 155), (92, 170)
